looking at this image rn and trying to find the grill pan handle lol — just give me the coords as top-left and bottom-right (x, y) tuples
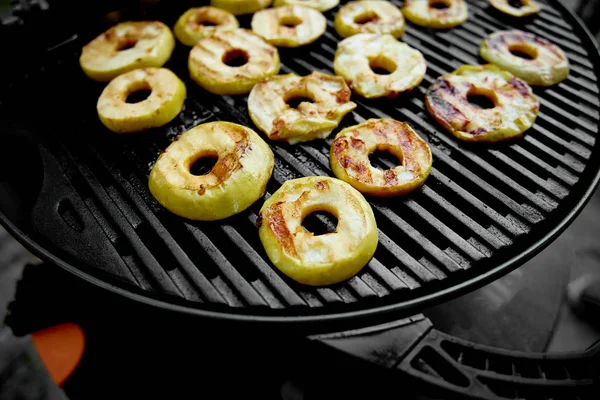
(313, 316), (600, 399)
(30, 145), (139, 284)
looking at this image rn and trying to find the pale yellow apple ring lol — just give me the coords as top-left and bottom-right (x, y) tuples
(211, 0), (272, 15)
(97, 68), (186, 133)
(174, 7), (239, 47)
(425, 64), (539, 142)
(402, 0), (468, 29)
(334, 0), (405, 38)
(149, 122), (274, 221)
(330, 119), (432, 197)
(80, 21), (175, 82)
(273, 0), (339, 12)
(480, 30), (569, 86)
(258, 176), (378, 286)
(189, 28), (280, 95)
(489, 0), (540, 17)
(334, 33), (426, 98)
(248, 71), (356, 144)
(251, 5), (327, 48)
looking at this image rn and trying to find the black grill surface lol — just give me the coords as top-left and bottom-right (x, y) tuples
(1, 0), (599, 329)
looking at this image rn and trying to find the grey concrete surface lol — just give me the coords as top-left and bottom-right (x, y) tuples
(0, 227), (36, 324)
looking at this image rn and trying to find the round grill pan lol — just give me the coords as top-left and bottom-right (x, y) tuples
(0, 0), (599, 332)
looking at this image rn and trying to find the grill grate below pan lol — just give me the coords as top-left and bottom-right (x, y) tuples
(1, 0), (599, 328)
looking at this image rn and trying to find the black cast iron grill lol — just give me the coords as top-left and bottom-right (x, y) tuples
(1, 0), (599, 327)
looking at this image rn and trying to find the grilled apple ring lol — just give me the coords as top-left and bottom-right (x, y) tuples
(97, 68), (186, 133)
(274, 0), (339, 12)
(334, 0), (405, 38)
(189, 29), (280, 95)
(480, 30), (569, 86)
(80, 21), (175, 82)
(149, 122), (274, 221)
(248, 72), (356, 144)
(251, 5), (326, 48)
(174, 7), (239, 47)
(402, 0), (468, 29)
(489, 0), (540, 17)
(334, 33), (426, 99)
(258, 176), (378, 286)
(330, 119), (432, 196)
(425, 64), (539, 142)
(211, 0), (272, 15)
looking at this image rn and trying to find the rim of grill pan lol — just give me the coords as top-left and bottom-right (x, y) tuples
(1, 0), (600, 331)
(2, 168), (599, 330)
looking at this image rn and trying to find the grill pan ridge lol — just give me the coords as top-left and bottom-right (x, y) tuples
(1, 0), (600, 329)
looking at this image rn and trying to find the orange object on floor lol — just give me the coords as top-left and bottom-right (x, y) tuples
(31, 323), (85, 387)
